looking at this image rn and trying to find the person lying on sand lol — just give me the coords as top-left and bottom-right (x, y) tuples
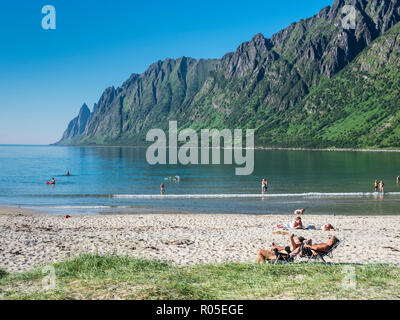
(321, 223), (335, 231)
(256, 234), (306, 263)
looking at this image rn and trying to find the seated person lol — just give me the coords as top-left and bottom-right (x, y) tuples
(256, 234), (306, 264)
(291, 216), (303, 229)
(304, 236), (339, 254)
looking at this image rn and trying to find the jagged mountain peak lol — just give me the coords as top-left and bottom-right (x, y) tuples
(56, 0), (400, 147)
(79, 103), (90, 115)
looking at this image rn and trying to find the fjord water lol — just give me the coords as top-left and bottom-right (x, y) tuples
(1, 145), (400, 215)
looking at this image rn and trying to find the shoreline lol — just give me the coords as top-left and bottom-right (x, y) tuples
(4, 144), (400, 153)
(1, 206), (399, 273)
(2, 205), (400, 217)
(255, 147), (400, 153)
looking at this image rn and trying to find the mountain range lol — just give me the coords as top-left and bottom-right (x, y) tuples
(56, 0), (400, 148)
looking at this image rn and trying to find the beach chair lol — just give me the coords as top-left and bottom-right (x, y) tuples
(302, 238), (345, 264)
(269, 249), (294, 264)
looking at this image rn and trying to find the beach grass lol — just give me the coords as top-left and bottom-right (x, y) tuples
(0, 254), (399, 300)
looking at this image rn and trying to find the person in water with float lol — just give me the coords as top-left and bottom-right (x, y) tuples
(46, 178), (56, 185)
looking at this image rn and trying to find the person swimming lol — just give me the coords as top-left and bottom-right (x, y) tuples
(46, 178), (55, 185)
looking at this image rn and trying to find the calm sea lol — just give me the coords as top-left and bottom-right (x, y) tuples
(0, 145), (400, 215)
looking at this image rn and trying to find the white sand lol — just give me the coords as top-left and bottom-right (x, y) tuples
(1, 206), (399, 273)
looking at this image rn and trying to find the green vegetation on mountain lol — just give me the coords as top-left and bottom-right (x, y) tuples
(270, 21), (400, 148)
(56, 0), (400, 148)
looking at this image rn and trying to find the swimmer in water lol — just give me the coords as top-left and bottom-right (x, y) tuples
(397, 176), (399, 184)
(374, 180), (379, 193)
(160, 183), (165, 195)
(379, 180), (384, 193)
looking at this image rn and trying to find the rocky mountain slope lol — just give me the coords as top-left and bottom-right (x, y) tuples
(56, 0), (400, 148)
(284, 21), (400, 148)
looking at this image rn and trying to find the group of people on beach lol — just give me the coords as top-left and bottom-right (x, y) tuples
(256, 233), (339, 263)
(289, 215), (335, 231)
(257, 208), (338, 263)
(281, 209), (335, 231)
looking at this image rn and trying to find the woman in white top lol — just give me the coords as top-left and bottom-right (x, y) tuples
(294, 208), (305, 215)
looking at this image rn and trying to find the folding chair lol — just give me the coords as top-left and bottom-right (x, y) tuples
(270, 248), (295, 264)
(304, 238), (345, 264)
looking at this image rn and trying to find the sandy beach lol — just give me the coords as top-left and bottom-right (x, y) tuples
(1, 206), (400, 273)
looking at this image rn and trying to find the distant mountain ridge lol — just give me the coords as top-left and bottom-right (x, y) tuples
(56, 0), (400, 148)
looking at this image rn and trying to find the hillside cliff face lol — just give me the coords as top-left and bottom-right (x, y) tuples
(284, 21), (400, 148)
(56, 0), (400, 148)
(58, 103), (92, 145)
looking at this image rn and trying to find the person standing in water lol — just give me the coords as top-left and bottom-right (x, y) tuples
(160, 183), (165, 195)
(379, 180), (384, 193)
(397, 176), (400, 184)
(262, 179), (268, 193)
(374, 180), (379, 192)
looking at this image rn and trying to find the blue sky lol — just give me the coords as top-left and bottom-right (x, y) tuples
(0, 0), (334, 145)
